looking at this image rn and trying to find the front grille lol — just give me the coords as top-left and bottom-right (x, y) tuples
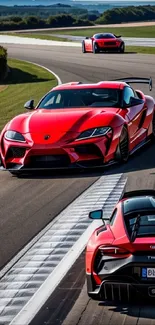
(77, 159), (103, 168)
(74, 144), (102, 156)
(30, 155), (70, 168)
(104, 41), (116, 46)
(6, 147), (26, 158)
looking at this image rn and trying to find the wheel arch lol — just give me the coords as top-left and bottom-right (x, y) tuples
(106, 118), (129, 160)
(145, 95), (155, 110)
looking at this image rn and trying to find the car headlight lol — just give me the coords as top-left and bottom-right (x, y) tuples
(76, 127), (111, 141)
(4, 130), (26, 143)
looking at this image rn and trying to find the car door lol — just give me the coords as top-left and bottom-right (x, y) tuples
(123, 86), (146, 141)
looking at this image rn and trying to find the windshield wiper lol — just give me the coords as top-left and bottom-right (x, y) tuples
(130, 214), (141, 242)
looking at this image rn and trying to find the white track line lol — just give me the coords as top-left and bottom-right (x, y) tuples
(0, 174), (127, 325)
(0, 60), (61, 279)
(0, 34), (80, 47)
(12, 58), (62, 85)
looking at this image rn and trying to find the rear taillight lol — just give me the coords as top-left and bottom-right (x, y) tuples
(99, 245), (129, 257)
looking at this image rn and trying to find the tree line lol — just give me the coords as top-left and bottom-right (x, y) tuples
(0, 4), (88, 18)
(97, 5), (155, 24)
(0, 14), (94, 31)
(0, 5), (155, 31)
(0, 46), (7, 81)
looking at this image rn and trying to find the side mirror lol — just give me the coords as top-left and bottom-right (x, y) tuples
(89, 209), (103, 220)
(85, 37), (89, 39)
(130, 97), (144, 107)
(123, 97), (144, 108)
(24, 99), (34, 110)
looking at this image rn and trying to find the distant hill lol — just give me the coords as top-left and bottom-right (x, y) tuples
(0, 3), (88, 18)
(2, 0), (155, 14)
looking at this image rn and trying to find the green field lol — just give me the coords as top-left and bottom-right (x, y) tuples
(0, 59), (57, 130)
(3, 25), (155, 39)
(126, 46), (155, 54)
(51, 25), (155, 38)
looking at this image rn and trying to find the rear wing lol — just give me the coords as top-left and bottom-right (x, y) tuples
(121, 190), (155, 200)
(112, 77), (152, 91)
(114, 34), (122, 38)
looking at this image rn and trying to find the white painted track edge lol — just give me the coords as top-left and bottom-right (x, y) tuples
(9, 175), (127, 325)
(0, 175), (97, 279)
(0, 60), (61, 279)
(10, 58), (62, 85)
(9, 220), (102, 325)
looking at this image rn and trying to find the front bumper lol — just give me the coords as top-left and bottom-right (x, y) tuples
(0, 133), (114, 171)
(97, 44), (121, 52)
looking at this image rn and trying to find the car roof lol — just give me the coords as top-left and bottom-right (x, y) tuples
(123, 196), (155, 216)
(52, 81), (127, 92)
(94, 33), (115, 37)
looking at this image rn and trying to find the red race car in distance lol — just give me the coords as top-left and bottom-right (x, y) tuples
(82, 33), (125, 54)
(86, 190), (155, 302)
(0, 77), (154, 175)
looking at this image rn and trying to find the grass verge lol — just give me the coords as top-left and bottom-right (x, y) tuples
(126, 46), (155, 54)
(0, 58), (57, 131)
(49, 25), (155, 38)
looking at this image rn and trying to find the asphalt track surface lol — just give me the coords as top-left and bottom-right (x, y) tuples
(1, 44), (155, 324)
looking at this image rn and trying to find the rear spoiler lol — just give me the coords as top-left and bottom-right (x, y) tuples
(114, 34), (122, 38)
(121, 190), (155, 199)
(112, 77), (152, 91)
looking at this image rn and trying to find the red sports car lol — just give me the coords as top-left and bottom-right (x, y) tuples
(86, 190), (155, 302)
(82, 33), (125, 54)
(0, 77), (154, 175)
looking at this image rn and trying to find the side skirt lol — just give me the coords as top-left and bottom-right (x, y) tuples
(129, 135), (152, 156)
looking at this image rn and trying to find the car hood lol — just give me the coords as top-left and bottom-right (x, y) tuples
(6, 107), (121, 143)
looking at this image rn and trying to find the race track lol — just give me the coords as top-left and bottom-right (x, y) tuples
(1, 44), (155, 324)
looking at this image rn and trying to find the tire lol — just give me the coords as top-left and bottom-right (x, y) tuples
(119, 43), (125, 53)
(82, 41), (86, 53)
(93, 42), (98, 54)
(115, 127), (129, 162)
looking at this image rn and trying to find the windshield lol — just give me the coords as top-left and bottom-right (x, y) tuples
(37, 88), (121, 109)
(94, 33), (115, 39)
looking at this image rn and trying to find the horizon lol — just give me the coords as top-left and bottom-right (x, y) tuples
(1, 0), (155, 4)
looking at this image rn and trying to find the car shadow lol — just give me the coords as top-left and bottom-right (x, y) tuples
(2, 67), (52, 85)
(14, 168), (104, 179)
(99, 300), (155, 319)
(12, 141), (155, 179)
(106, 141), (155, 176)
(90, 51), (137, 55)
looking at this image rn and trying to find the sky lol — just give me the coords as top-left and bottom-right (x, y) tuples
(1, 0), (155, 4)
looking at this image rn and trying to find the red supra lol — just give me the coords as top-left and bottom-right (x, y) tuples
(0, 77), (154, 175)
(86, 190), (155, 301)
(82, 33), (125, 54)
